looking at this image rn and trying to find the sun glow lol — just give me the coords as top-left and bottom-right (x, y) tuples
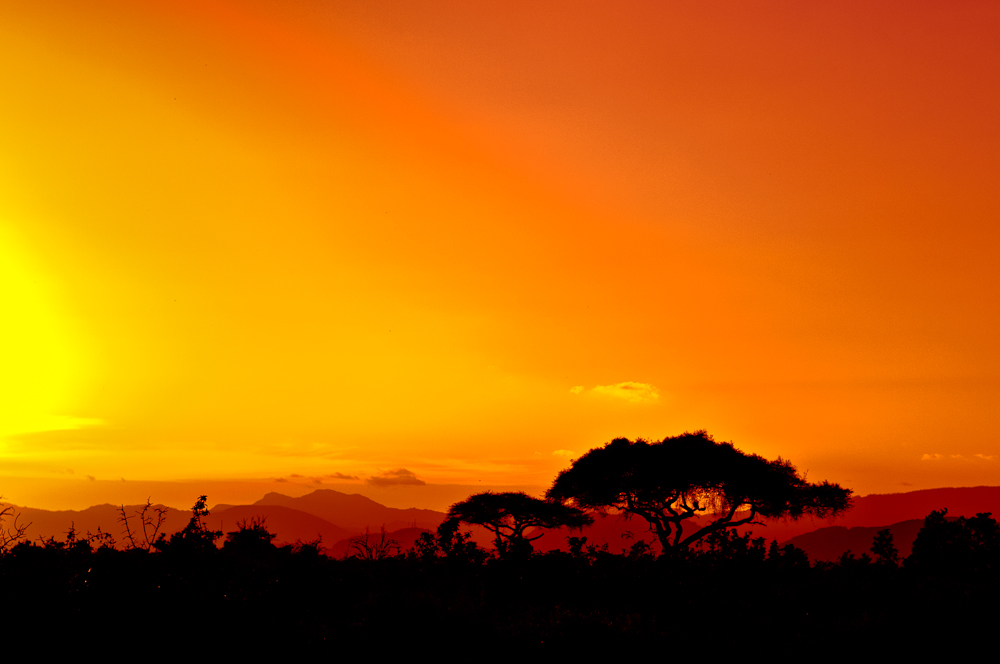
(0, 223), (91, 443)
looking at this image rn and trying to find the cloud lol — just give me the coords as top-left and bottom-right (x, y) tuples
(366, 468), (426, 487)
(571, 381), (659, 404)
(552, 449), (576, 458)
(274, 477), (289, 483)
(922, 453), (996, 462)
(86, 475), (96, 481)
(327, 472), (359, 480)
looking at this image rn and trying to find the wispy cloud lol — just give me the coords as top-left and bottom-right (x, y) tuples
(922, 453), (996, 462)
(327, 472), (359, 480)
(572, 381), (659, 404)
(367, 468), (426, 487)
(552, 449), (576, 458)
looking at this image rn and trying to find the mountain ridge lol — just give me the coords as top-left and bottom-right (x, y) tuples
(6, 485), (1000, 557)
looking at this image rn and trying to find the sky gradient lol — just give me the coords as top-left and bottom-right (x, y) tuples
(2, 1), (999, 510)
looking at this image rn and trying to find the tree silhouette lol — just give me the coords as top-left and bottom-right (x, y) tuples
(547, 431), (851, 553)
(0, 499), (29, 552)
(348, 525), (401, 561)
(870, 528), (900, 567)
(118, 498), (167, 551)
(907, 509), (1000, 577)
(413, 517), (489, 564)
(444, 491), (592, 558)
(156, 495), (222, 554)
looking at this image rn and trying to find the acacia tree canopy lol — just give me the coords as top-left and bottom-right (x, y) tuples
(546, 431), (852, 552)
(444, 491), (593, 557)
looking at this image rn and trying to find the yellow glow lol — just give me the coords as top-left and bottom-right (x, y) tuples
(1, 1), (999, 509)
(0, 223), (90, 440)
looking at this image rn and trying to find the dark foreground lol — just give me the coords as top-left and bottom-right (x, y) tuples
(3, 509), (997, 658)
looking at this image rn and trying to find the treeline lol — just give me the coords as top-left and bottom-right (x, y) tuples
(1, 501), (996, 655)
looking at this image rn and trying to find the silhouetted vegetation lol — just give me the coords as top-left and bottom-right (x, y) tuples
(347, 524), (401, 560)
(0, 498), (29, 552)
(547, 431), (852, 552)
(118, 497), (166, 551)
(443, 491), (592, 559)
(4, 502), (993, 656)
(4, 435), (997, 655)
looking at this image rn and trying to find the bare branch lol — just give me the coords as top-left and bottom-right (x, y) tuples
(119, 498), (167, 551)
(348, 525), (401, 561)
(0, 499), (30, 552)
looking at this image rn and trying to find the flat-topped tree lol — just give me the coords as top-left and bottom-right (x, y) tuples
(444, 491), (593, 558)
(546, 431), (852, 553)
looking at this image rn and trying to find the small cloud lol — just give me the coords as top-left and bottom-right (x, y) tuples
(310, 477), (324, 484)
(86, 475), (96, 481)
(976, 454), (997, 461)
(274, 477), (289, 483)
(900, 482), (913, 486)
(569, 386), (584, 395)
(951, 454), (968, 461)
(552, 449), (576, 458)
(327, 472), (359, 480)
(367, 468), (426, 487)
(290, 473), (304, 478)
(921, 454), (943, 461)
(590, 381), (659, 404)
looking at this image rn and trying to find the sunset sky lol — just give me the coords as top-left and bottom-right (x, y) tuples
(2, 1), (999, 511)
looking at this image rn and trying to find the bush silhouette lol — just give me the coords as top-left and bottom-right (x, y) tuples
(224, 516), (278, 554)
(155, 495), (222, 555)
(907, 509), (1000, 577)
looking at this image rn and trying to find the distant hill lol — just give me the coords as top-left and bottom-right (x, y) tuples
(2, 491), (438, 549)
(839, 486), (1000, 526)
(783, 518), (928, 562)
(209, 504), (354, 546)
(7, 485), (1000, 556)
(718, 485), (1000, 545)
(254, 489), (447, 531)
(8, 503), (190, 547)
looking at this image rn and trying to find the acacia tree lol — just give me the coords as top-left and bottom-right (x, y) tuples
(546, 431), (851, 553)
(444, 491), (593, 558)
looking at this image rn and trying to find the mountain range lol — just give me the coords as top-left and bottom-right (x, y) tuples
(6, 485), (1000, 562)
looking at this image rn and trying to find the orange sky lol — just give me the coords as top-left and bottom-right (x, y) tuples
(2, 1), (999, 511)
